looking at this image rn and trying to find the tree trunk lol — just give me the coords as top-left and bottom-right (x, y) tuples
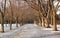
(51, 15), (53, 25)
(16, 17), (18, 27)
(34, 20), (36, 24)
(10, 19), (12, 30)
(53, 12), (57, 31)
(38, 19), (42, 26)
(1, 15), (4, 32)
(42, 17), (45, 27)
(20, 19), (23, 26)
(45, 18), (50, 28)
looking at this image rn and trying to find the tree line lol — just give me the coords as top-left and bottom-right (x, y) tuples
(0, 0), (60, 32)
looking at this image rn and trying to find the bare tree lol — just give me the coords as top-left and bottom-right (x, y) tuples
(0, 0), (6, 32)
(9, 0), (14, 30)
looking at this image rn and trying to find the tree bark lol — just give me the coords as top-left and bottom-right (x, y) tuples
(38, 18), (42, 26)
(10, 19), (12, 30)
(34, 20), (36, 24)
(16, 17), (18, 27)
(50, 14), (53, 28)
(44, 18), (50, 28)
(42, 17), (45, 27)
(53, 12), (57, 31)
(1, 14), (4, 32)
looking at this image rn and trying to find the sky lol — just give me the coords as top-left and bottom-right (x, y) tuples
(54, 0), (60, 14)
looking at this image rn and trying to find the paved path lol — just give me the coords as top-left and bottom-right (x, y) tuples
(0, 24), (60, 38)
(8, 24), (60, 38)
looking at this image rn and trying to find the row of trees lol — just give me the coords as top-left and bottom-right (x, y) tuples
(0, 0), (6, 32)
(0, 0), (60, 32)
(0, 0), (39, 32)
(0, 0), (23, 32)
(24, 0), (60, 31)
